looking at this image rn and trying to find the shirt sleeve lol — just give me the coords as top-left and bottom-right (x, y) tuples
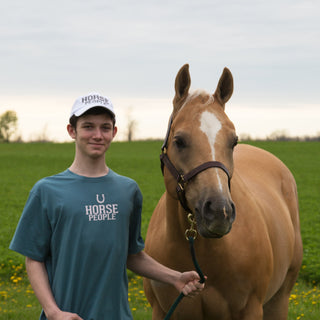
(128, 185), (145, 255)
(9, 183), (52, 261)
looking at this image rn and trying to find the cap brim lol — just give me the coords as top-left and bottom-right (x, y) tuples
(72, 105), (115, 118)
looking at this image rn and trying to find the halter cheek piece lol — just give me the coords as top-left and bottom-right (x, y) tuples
(160, 115), (231, 214)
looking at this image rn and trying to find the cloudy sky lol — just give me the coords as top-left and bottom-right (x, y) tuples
(0, 0), (319, 141)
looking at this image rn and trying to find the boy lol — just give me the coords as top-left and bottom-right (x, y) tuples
(10, 93), (204, 320)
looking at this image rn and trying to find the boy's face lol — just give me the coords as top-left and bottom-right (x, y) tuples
(67, 113), (117, 159)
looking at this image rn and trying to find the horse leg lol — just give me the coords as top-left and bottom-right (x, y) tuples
(144, 279), (167, 320)
(263, 298), (290, 319)
(263, 259), (301, 320)
(262, 288), (291, 320)
(262, 280), (293, 320)
(238, 295), (263, 320)
(151, 304), (167, 320)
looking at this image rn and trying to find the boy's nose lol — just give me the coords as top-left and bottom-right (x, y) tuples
(93, 128), (103, 138)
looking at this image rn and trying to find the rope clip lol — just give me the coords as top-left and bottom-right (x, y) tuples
(185, 213), (197, 240)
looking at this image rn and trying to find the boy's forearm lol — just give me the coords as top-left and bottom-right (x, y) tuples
(127, 251), (180, 285)
(127, 251), (204, 296)
(25, 257), (60, 318)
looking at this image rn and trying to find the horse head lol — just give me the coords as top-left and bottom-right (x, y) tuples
(162, 64), (238, 238)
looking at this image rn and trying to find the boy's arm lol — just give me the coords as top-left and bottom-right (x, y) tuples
(127, 251), (205, 296)
(25, 257), (83, 320)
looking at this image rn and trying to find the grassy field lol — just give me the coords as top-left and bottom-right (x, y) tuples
(0, 140), (319, 319)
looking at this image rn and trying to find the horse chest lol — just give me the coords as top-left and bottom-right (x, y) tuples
(170, 286), (251, 320)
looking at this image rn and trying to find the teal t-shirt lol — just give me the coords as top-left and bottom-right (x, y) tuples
(10, 169), (145, 320)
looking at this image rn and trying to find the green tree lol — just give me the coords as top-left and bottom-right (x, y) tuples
(0, 110), (18, 142)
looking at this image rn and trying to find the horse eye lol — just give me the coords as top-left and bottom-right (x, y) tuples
(173, 136), (187, 150)
(232, 136), (239, 149)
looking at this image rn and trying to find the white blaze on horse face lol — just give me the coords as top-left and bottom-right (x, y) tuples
(200, 110), (223, 191)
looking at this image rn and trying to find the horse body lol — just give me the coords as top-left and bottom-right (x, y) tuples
(144, 64), (302, 320)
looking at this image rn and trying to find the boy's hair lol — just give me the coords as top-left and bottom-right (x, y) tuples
(69, 107), (116, 129)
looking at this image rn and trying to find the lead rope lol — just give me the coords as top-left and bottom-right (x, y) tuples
(164, 214), (206, 320)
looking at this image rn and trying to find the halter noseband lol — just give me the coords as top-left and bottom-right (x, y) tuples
(160, 115), (231, 214)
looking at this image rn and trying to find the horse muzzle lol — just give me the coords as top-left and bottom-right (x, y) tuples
(195, 195), (236, 238)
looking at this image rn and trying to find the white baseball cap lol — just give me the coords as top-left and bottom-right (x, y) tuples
(70, 93), (115, 119)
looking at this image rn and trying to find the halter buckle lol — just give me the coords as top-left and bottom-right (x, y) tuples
(185, 213), (197, 240)
(177, 174), (187, 191)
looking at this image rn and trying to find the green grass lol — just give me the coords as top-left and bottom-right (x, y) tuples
(0, 140), (319, 319)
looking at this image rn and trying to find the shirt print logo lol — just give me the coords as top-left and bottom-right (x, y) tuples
(85, 194), (119, 222)
(96, 194), (105, 203)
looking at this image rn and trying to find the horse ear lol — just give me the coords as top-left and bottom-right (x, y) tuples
(173, 64), (191, 112)
(214, 67), (233, 108)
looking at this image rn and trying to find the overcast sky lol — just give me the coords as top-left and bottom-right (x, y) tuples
(0, 0), (319, 141)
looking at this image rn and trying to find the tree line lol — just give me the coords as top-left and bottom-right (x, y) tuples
(0, 110), (18, 142)
(0, 109), (319, 143)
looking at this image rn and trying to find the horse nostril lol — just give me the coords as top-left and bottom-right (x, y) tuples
(204, 200), (212, 213)
(202, 200), (215, 221)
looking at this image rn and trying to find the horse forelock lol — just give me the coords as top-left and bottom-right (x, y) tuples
(183, 89), (214, 107)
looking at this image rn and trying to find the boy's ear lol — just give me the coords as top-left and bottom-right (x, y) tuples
(112, 126), (118, 139)
(67, 124), (76, 139)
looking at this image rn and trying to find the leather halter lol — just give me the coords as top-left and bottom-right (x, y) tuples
(160, 115), (231, 214)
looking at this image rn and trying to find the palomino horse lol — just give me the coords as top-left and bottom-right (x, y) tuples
(144, 64), (303, 319)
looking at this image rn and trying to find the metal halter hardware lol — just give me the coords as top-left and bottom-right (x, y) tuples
(160, 115), (231, 214)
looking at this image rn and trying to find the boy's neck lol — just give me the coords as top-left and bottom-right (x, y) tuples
(69, 157), (109, 177)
